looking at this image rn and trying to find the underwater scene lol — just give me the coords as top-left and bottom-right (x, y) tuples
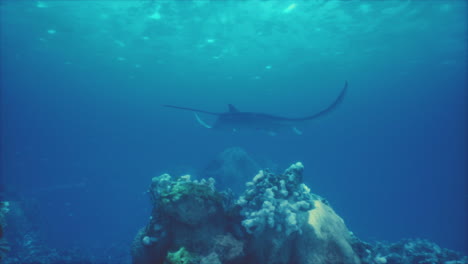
(0, 1), (467, 264)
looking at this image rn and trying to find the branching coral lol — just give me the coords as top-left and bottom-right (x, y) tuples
(237, 162), (361, 264)
(238, 162), (314, 236)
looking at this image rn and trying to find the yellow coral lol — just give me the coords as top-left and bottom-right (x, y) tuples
(307, 200), (345, 239)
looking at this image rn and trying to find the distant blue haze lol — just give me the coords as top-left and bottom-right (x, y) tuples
(1, 0), (466, 255)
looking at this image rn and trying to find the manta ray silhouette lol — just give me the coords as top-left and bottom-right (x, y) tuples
(164, 81), (348, 135)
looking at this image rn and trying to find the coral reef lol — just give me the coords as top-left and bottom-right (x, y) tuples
(0, 201), (11, 261)
(296, 199), (361, 264)
(238, 162), (313, 236)
(354, 238), (468, 264)
(1, 199), (47, 263)
(2, 154), (466, 263)
(1, 199), (130, 264)
(166, 247), (196, 264)
(132, 161), (468, 264)
(132, 162), (362, 264)
(132, 173), (243, 264)
(238, 162), (360, 264)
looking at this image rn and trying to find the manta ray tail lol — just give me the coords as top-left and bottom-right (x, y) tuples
(295, 81), (348, 121)
(194, 113), (212, 129)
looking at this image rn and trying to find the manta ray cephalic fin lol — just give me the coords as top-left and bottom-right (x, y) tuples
(194, 112), (212, 129)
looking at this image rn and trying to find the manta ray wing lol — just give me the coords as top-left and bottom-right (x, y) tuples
(163, 81), (348, 134)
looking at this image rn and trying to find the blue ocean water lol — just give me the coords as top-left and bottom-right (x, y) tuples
(1, 0), (466, 259)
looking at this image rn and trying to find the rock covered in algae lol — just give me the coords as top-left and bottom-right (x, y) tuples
(151, 173), (221, 226)
(132, 172), (243, 264)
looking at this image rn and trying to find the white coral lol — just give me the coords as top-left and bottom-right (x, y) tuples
(239, 162), (313, 237)
(253, 170), (265, 182)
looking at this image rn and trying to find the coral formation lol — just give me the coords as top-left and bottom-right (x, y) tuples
(132, 162), (362, 264)
(131, 161), (467, 264)
(0, 201), (10, 261)
(237, 162), (360, 264)
(2, 158), (467, 263)
(296, 199), (361, 264)
(155, 174), (221, 226)
(166, 247), (196, 264)
(132, 173), (242, 264)
(1, 199), (131, 264)
(211, 234), (244, 262)
(238, 162), (313, 236)
(354, 238), (468, 264)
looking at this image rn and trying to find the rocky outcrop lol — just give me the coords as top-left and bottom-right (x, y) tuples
(132, 162), (361, 264)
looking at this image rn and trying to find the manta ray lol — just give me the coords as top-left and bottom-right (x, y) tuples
(164, 81), (348, 135)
